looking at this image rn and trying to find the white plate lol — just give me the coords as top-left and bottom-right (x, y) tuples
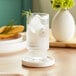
(0, 33), (26, 53)
(0, 34), (23, 44)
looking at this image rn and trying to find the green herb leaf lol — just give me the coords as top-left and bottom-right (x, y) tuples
(22, 9), (32, 16)
(0, 20), (15, 34)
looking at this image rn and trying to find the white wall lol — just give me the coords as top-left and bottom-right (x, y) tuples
(32, 0), (76, 27)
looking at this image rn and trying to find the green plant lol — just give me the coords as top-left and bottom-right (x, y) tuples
(22, 10), (32, 30)
(0, 20), (15, 34)
(51, 0), (75, 10)
(22, 10), (32, 16)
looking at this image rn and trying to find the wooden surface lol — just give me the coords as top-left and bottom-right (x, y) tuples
(22, 48), (76, 76)
(50, 30), (76, 48)
(0, 48), (76, 76)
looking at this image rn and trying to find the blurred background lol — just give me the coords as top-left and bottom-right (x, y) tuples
(0, 0), (76, 29)
(33, 0), (76, 27)
(0, 0), (32, 27)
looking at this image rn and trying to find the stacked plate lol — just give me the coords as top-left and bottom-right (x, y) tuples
(0, 32), (26, 53)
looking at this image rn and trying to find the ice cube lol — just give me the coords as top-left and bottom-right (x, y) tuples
(41, 14), (49, 20)
(28, 15), (44, 33)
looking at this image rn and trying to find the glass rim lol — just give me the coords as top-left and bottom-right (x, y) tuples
(31, 12), (49, 15)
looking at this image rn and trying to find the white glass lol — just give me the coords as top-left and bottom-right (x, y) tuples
(26, 13), (49, 60)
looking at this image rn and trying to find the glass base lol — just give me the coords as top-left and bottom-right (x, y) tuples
(22, 56), (55, 67)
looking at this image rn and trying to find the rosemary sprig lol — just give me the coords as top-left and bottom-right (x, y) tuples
(0, 20), (15, 34)
(22, 9), (32, 16)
